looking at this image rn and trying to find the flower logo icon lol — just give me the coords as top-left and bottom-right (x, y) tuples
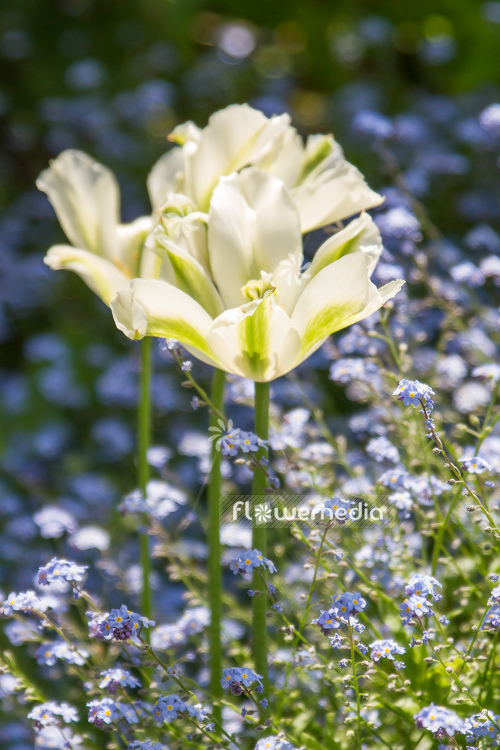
(254, 503), (272, 524)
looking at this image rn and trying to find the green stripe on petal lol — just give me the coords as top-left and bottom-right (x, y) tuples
(207, 293), (301, 381)
(291, 253), (404, 362)
(308, 213), (383, 282)
(110, 279), (215, 360)
(152, 232), (224, 319)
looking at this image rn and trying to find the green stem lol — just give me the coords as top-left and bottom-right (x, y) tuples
(349, 620), (362, 747)
(252, 381), (270, 693)
(207, 368), (226, 726)
(431, 486), (462, 575)
(138, 337), (152, 634)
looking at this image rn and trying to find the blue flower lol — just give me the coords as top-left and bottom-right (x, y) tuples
(87, 698), (121, 727)
(482, 605), (500, 629)
(393, 379), (435, 408)
(329, 634), (343, 649)
(92, 605), (155, 641)
(369, 639), (406, 662)
(254, 738), (296, 750)
(460, 455), (491, 474)
(403, 595), (434, 620)
(414, 704), (466, 737)
(239, 431), (264, 453)
(405, 574), (442, 600)
(221, 667), (263, 693)
(28, 702), (78, 726)
(153, 694), (186, 723)
(331, 592), (366, 617)
(464, 712), (499, 739)
(35, 641), (88, 667)
(229, 549), (277, 576)
(99, 668), (140, 691)
(220, 430), (241, 457)
(312, 609), (342, 633)
(37, 557), (88, 588)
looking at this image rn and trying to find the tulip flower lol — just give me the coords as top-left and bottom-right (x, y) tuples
(38, 150), (155, 305)
(148, 103), (383, 227)
(111, 167), (404, 382)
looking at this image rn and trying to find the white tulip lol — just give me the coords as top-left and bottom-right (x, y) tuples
(38, 150), (154, 305)
(111, 167), (404, 382)
(148, 104), (383, 227)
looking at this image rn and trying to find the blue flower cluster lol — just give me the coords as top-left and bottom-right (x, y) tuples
(99, 667), (141, 693)
(393, 379), (437, 440)
(255, 739), (296, 750)
(37, 557), (88, 589)
(221, 667), (263, 695)
(27, 702), (78, 727)
(87, 697), (140, 728)
(414, 704), (465, 738)
(220, 429), (268, 457)
(313, 592), (367, 634)
(89, 605), (155, 641)
(482, 583), (500, 630)
(369, 639), (406, 663)
(400, 574), (442, 626)
(152, 694), (208, 724)
(229, 549), (277, 576)
(35, 640), (88, 667)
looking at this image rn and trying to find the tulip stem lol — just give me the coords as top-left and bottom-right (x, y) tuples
(252, 380), (270, 694)
(138, 337), (152, 636)
(207, 368), (226, 725)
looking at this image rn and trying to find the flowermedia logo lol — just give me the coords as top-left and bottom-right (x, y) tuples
(220, 494), (396, 529)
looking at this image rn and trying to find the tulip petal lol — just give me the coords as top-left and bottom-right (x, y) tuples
(37, 150), (120, 258)
(207, 293), (301, 382)
(116, 216), (154, 278)
(147, 148), (186, 209)
(308, 212), (383, 281)
(208, 167), (302, 309)
(186, 104), (291, 210)
(264, 128), (304, 188)
(291, 160), (384, 233)
(44, 245), (130, 306)
(110, 279), (215, 361)
(296, 134), (336, 185)
(291, 253), (404, 361)
(150, 232), (224, 319)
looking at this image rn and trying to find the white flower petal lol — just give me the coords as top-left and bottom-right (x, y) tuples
(147, 148), (186, 209)
(116, 216), (154, 277)
(291, 253), (404, 362)
(150, 231), (224, 319)
(110, 279), (215, 361)
(185, 104), (291, 210)
(37, 150), (120, 258)
(110, 288), (148, 340)
(207, 294), (301, 381)
(291, 160), (384, 233)
(208, 167), (302, 309)
(308, 212), (383, 281)
(44, 245), (130, 305)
